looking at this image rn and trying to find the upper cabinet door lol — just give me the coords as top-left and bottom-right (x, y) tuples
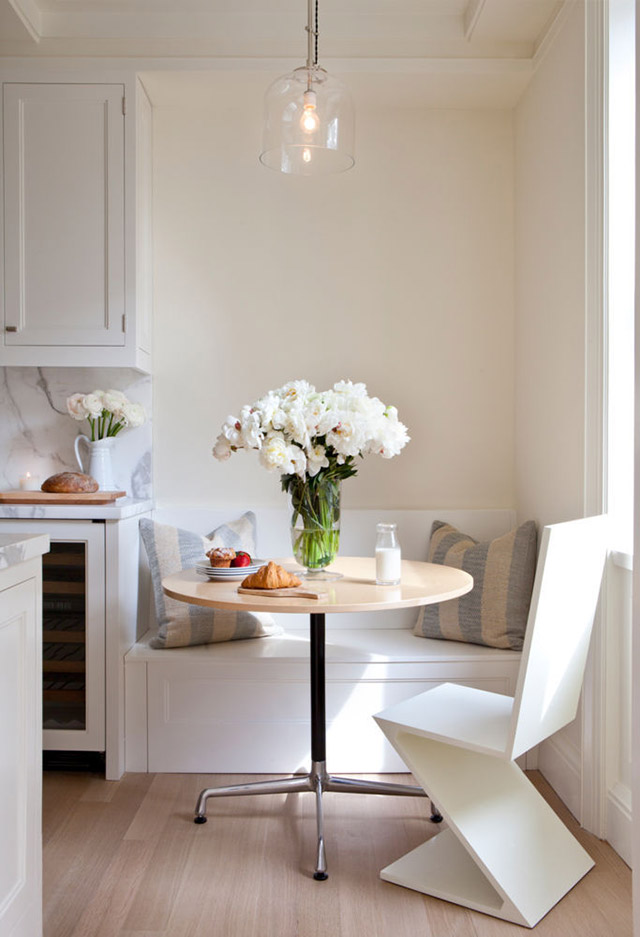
(3, 83), (125, 347)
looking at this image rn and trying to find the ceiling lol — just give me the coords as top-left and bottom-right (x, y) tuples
(1, 0), (566, 62)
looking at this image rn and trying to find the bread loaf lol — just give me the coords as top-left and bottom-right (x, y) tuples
(41, 472), (99, 493)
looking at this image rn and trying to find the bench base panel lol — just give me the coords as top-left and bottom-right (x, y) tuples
(124, 629), (522, 774)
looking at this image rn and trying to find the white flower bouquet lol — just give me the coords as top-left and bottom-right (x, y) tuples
(213, 380), (409, 572)
(66, 389), (146, 440)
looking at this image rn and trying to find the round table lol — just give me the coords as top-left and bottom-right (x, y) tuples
(163, 556), (472, 880)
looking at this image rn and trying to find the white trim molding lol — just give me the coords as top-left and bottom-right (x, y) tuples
(580, 0), (608, 838)
(607, 781), (633, 867)
(7, 0), (42, 43)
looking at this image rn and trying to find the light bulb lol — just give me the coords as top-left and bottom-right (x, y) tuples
(301, 89), (319, 133)
(303, 148), (312, 163)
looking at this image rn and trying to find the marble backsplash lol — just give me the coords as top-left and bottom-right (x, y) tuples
(0, 367), (152, 498)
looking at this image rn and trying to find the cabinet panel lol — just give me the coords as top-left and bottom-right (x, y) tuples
(3, 83), (125, 347)
(0, 574), (42, 937)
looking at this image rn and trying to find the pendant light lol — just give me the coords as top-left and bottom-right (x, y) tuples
(259, 0), (355, 175)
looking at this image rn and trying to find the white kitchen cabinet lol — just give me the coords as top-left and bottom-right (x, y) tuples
(0, 75), (152, 371)
(0, 535), (49, 937)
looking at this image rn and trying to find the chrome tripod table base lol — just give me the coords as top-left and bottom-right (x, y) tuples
(193, 612), (441, 880)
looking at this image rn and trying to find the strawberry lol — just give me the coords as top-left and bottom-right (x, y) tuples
(230, 551), (252, 568)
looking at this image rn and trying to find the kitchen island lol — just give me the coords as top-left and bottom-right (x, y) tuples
(0, 532), (49, 937)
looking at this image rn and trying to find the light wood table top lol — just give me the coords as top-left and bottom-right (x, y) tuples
(163, 556), (473, 615)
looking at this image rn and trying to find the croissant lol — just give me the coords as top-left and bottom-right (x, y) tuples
(241, 561), (302, 590)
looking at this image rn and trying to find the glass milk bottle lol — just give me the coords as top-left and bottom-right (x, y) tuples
(375, 523), (402, 585)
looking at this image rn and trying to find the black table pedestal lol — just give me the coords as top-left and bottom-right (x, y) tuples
(194, 612), (439, 879)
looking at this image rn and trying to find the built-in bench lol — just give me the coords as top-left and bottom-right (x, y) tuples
(124, 507), (524, 774)
(125, 627), (521, 773)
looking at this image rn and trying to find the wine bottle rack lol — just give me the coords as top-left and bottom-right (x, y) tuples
(42, 543), (87, 727)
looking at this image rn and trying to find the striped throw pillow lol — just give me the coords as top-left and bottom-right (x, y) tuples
(140, 513), (280, 648)
(413, 520), (537, 650)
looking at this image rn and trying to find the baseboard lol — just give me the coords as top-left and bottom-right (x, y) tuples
(537, 734), (582, 822)
(606, 783), (632, 867)
(43, 750), (106, 773)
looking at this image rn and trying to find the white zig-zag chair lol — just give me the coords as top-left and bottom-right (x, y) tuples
(374, 515), (607, 929)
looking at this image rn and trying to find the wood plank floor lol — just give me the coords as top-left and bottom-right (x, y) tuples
(43, 769), (632, 937)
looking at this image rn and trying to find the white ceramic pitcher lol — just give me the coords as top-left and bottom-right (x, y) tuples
(74, 436), (118, 491)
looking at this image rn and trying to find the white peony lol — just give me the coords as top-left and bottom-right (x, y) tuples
(367, 408), (410, 458)
(212, 434), (234, 461)
(269, 406), (289, 432)
(333, 379), (368, 398)
(219, 416), (243, 448)
(287, 444), (308, 477)
(306, 444), (330, 477)
(254, 392), (281, 427)
(304, 395), (329, 436)
(279, 379), (315, 404)
(213, 379), (409, 478)
(315, 406), (342, 438)
(259, 432), (293, 473)
(283, 403), (310, 449)
(326, 419), (368, 459)
(238, 407), (264, 450)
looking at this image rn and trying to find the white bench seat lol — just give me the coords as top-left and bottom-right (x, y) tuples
(124, 628), (521, 774)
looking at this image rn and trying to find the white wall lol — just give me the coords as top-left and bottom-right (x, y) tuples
(514, 2), (587, 529)
(152, 97), (516, 512)
(514, 3), (588, 819)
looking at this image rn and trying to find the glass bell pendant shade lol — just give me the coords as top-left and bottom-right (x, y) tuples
(259, 65), (355, 176)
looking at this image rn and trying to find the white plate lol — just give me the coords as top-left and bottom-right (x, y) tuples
(195, 559), (267, 581)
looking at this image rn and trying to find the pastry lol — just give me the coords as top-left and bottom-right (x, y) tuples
(241, 562), (301, 590)
(41, 472), (99, 493)
(207, 547), (236, 568)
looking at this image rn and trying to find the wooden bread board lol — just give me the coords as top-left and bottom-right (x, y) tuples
(0, 490), (126, 504)
(237, 586), (324, 600)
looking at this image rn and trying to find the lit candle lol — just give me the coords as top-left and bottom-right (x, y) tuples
(19, 472), (41, 491)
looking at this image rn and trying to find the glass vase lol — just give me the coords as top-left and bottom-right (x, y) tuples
(289, 474), (341, 578)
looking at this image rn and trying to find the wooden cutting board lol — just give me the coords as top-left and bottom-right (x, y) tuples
(237, 586), (324, 600)
(0, 490), (127, 504)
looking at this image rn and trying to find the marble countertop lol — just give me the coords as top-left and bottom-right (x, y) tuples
(0, 533), (50, 570)
(0, 497), (154, 521)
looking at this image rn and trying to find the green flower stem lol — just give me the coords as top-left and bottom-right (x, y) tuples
(287, 474), (341, 570)
(86, 409), (126, 440)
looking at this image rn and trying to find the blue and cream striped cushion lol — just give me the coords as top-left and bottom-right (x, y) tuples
(140, 513), (280, 648)
(413, 520), (537, 650)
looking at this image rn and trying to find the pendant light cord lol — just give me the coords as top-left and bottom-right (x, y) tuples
(314, 0), (318, 66)
(306, 0), (318, 68)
